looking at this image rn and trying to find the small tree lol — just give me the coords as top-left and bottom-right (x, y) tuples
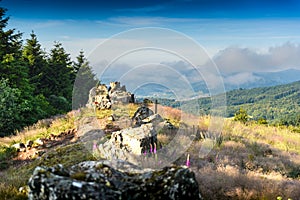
(234, 108), (249, 123)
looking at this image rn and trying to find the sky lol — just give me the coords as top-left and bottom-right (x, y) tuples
(1, 0), (300, 88)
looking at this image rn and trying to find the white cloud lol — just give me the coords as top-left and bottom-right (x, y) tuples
(213, 42), (300, 75)
(224, 72), (261, 85)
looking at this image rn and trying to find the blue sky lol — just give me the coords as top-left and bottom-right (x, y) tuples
(1, 0), (300, 78)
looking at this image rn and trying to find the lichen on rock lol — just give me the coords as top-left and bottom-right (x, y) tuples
(28, 160), (202, 200)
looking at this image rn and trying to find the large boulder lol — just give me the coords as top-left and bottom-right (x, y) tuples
(28, 160), (202, 200)
(98, 123), (157, 165)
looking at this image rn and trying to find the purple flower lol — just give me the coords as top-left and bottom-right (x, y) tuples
(153, 143), (157, 154)
(150, 144), (153, 153)
(93, 141), (97, 151)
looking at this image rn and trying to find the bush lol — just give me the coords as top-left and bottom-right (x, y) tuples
(257, 117), (268, 125)
(48, 95), (71, 114)
(234, 108), (249, 124)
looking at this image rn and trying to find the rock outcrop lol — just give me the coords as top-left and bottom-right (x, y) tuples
(27, 100), (203, 199)
(98, 123), (157, 165)
(28, 160), (202, 200)
(87, 81), (134, 110)
(131, 104), (155, 126)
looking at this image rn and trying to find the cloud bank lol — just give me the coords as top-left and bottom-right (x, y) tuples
(213, 42), (300, 75)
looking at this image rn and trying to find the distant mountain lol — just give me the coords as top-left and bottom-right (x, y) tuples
(224, 68), (300, 91)
(131, 68), (300, 97)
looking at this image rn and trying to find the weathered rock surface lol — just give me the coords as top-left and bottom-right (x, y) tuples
(87, 81), (134, 110)
(98, 123), (157, 164)
(131, 105), (155, 126)
(28, 160), (202, 200)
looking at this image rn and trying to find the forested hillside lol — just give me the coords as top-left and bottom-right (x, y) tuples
(151, 80), (300, 125)
(0, 6), (98, 136)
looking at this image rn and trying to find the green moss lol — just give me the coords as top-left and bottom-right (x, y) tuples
(70, 172), (87, 181)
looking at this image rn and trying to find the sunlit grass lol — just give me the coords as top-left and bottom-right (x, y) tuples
(1, 103), (300, 199)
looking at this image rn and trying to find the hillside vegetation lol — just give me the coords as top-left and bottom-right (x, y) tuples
(153, 80), (300, 125)
(0, 103), (299, 199)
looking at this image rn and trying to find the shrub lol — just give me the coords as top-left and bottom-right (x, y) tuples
(234, 108), (249, 124)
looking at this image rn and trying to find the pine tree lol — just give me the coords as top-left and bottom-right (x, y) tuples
(72, 50), (98, 109)
(0, 6), (28, 90)
(23, 31), (48, 95)
(46, 42), (73, 112)
(0, 6), (46, 135)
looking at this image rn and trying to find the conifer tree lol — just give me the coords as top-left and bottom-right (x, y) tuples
(23, 31), (48, 95)
(46, 42), (73, 112)
(0, 6), (46, 135)
(72, 50), (98, 109)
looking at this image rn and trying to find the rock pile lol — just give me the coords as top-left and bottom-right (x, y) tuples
(28, 160), (202, 200)
(87, 81), (134, 110)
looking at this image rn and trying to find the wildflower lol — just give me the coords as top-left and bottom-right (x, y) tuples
(93, 141), (97, 151)
(150, 144), (153, 153)
(153, 143), (157, 154)
(186, 154), (190, 167)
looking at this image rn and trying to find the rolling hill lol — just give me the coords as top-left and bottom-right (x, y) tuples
(150, 80), (300, 124)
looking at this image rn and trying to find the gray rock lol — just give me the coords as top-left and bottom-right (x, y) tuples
(34, 138), (44, 146)
(132, 105), (155, 126)
(87, 82), (134, 109)
(11, 142), (26, 152)
(98, 123), (157, 165)
(28, 160), (202, 200)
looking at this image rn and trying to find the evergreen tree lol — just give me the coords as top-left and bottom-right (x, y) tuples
(22, 31), (48, 95)
(0, 6), (49, 135)
(72, 50), (98, 109)
(0, 6), (28, 90)
(46, 42), (73, 112)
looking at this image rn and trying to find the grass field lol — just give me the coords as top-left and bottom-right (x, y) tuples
(0, 103), (299, 199)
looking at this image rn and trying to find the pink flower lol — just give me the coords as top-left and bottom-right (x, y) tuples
(153, 143), (157, 154)
(150, 144), (153, 153)
(186, 154), (190, 167)
(93, 141), (97, 151)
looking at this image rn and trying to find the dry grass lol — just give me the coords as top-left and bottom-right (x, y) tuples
(1, 104), (300, 199)
(157, 108), (300, 200)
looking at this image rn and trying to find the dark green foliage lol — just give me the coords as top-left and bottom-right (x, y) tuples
(22, 31), (48, 96)
(72, 50), (98, 109)
(0, 5), (80, 136)
(46, 42), (74, 102)
(0, 79), (21, 136)
(48, 95), (71, 113)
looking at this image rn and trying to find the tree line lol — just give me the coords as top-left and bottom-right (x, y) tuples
(0, 6), (98, 136)
(151, 80), (300, 127)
